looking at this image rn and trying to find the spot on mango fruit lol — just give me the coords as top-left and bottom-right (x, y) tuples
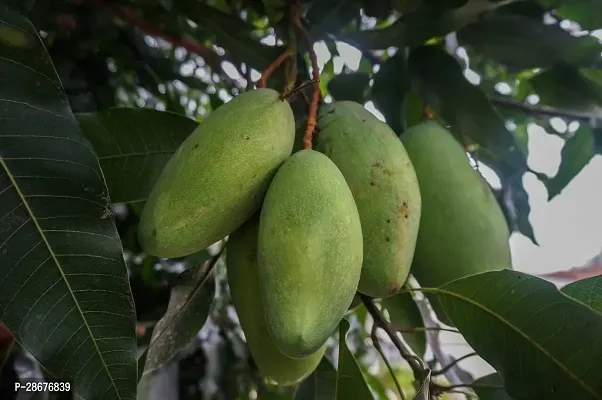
(139, 89), (295, 258)
(315, 101), (421, 298)
(401, 121), (512, 325)
(258, 149), (363, 358)
(227, 214), (325, 386)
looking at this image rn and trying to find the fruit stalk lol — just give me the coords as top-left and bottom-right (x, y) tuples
(290, 1), (320, 149)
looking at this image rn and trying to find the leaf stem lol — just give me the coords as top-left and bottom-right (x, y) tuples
(283, 0), (299, 95)
(359, 294), (428, 385)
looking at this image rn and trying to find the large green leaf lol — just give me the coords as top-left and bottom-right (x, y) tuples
(142, 255), (216, 375)
(529, 66), (602, 115)
(341, 0), (512, 50)
(562, 276), (602, 315)
(458, 13), (602, 70)
(382, 292), (426, 358)
(0, 5), (137, 400)
(544, 126), (595, 200)
(307, 0), (361, 39)
(76, 109), (198, 204)
(408, 45), (526, 170)
(432, 270), (602, 400)
(536, 0), (602, 30)
(372, 52), (410, 134)
(472, 373), (516, 400)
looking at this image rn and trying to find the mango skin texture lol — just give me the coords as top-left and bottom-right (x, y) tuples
(227, 215), (325, 385)
(139, 89), (295, 258)
(400, 121), (512, 324)
(315, 101), (421, 298)
(258, 150), (363, 358)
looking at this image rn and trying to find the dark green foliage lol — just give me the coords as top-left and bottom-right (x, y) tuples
(2, 0), (602, 399)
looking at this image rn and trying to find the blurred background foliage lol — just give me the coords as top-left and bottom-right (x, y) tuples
(2, 0), (602, 399)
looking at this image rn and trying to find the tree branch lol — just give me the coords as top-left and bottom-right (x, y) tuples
(490, 95), (597, 121)
(90, 0), (222, 67)
(359, 294), (428, 384)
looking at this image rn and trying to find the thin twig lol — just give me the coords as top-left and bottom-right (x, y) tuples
(392, 324), (460, 335)
(490, 95), (598, 121)
(370, 324), (406, 400)
(359, 294), (427, 383)
(431, 352), (477, 376)
(290, 0), (320, 149)
(257, 49), (293, 89)
(90, 0), (221, 66)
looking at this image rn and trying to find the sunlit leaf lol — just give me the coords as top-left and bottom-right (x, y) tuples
(0, 5), (136, 399)
(544, 126), (595, 200)
(562, 276), (602, 315)
(434, 270), (602, 400)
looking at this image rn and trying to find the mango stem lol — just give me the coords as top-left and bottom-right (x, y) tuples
(290, 0), (320, 150)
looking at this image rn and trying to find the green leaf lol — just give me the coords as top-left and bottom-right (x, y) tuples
(335, 319), (373, 399)
(472, 373), (515, 400)
(0, 0), (34, 14)
(0, 5), (137, 400)
(382, 292), (426, 357)
(529, 66), (602, 115)
(458, 13), (602, 70)
(295, 357), (337, 399)
(562, 276), (602, 315)
(142, 258), (216, 375)
(372, 52), (410, 134)
(295, 319), (372, 400)
(307, 0), (361, 38)
(434, 270), (602, 400)
(341, 0), (512, 50)
(544, 126), (595, 200)
(536, 1), (602, 30)
(408, 45), (526, 170)
(327, 72), (371, 104)
(403, 89), (425, 130)
(76, 109), (198, 204)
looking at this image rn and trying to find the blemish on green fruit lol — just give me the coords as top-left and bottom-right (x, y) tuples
(315, 101), (421, 298)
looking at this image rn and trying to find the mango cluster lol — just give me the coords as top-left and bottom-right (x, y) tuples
(138, 88), (511, 385)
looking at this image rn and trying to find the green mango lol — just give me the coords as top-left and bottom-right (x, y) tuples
(400, 121), (512, 325)
(227, 214), (325, 386)
(258, 150), (363, 358)
(139, 89), (295, 258)
(314, 101), (421, 298)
